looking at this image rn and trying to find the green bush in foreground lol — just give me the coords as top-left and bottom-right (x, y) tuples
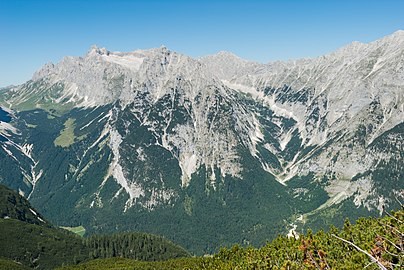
(56, 257), (205, 270)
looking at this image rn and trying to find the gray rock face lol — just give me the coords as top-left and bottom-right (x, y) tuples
(201, 30), (404, 210)
(0, 31), (403, 250)
(28, 44), (264, 193)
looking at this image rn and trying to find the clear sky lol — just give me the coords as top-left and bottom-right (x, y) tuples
(1, 0), (404, 87)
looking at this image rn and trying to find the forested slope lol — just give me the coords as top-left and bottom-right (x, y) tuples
(59, 208), (404, 269)
(0, 184), (190, 269)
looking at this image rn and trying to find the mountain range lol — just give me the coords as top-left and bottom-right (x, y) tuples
(0, 30), (403, 254)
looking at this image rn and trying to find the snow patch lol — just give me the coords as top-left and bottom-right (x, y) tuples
(29, 208), (45, 222)
(29, 208), (38, 216)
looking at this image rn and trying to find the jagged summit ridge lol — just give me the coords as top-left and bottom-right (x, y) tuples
(31, 45), (224, 107)
(29, 29), (404, 108)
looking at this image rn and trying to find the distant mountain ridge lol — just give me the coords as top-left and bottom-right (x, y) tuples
(0, 30), (403, 254)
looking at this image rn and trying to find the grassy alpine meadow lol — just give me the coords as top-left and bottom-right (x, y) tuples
(60, 226), (87, 237)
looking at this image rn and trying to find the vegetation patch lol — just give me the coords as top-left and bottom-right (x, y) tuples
(26, 123), (37, 128)
(56, 257), (204, 270)
(0, 219), (89, 270)
(61, 226), (86, 237)
(54, 118), (76, 147)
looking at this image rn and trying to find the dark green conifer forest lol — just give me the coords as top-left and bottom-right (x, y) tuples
(56, 208), (404, 269)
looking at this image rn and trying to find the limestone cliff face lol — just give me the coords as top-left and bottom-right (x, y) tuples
(0, 32), (403, 252)
(201, 30), (404, 211)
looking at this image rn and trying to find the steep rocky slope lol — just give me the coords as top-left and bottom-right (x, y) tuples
(0, 31), (403, 253)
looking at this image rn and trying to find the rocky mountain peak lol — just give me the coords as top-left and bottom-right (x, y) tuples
(199, 51), (261, 81)
(87, 45), (110, 56)
(28, 45), (222, 107)
(0, 31), (403, 254)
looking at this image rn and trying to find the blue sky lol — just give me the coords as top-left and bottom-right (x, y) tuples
(1, 0), (404, 87)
